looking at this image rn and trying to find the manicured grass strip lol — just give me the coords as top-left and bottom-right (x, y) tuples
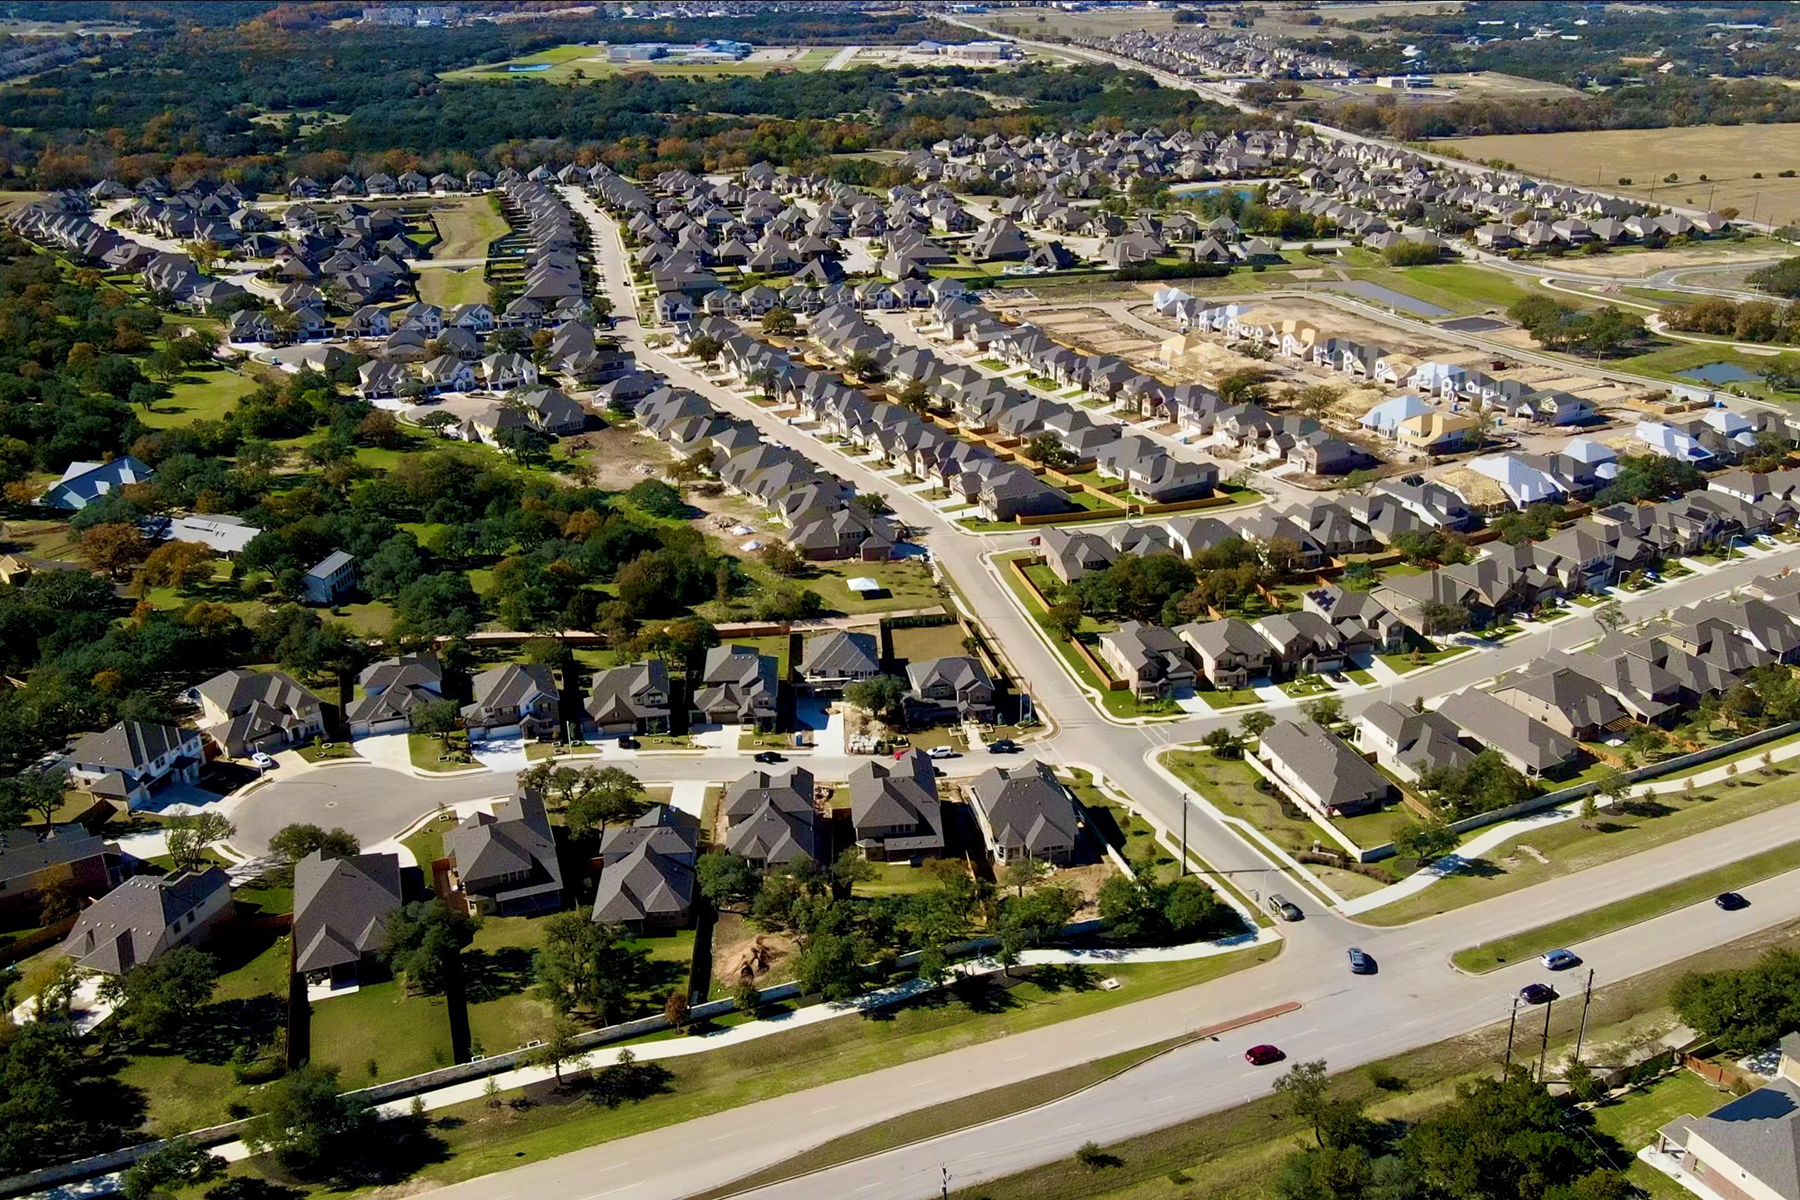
(686, 1039), (1189, 1200)
(1452, 837), (1800, 973)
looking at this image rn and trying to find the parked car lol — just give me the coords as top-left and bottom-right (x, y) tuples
(753, 751), (785, 764)
(1518, 983), (1557, 1006)
(1715, 891), (1750, 911)
(1540, 949), (1581, 971)
(1266, 893), (1303, 922)
(1347, 948), (1375, 975)
(927, 746), (958, 759)
(250, 751), (275, 768)
(616, 736), (639, 749)
(988, 739), (1020, 754)
(1244, 1044), (1285, 1066)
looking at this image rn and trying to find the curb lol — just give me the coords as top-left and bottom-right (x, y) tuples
(693, 1000), (1304, 1199)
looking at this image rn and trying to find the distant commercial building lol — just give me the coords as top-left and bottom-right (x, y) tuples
(361, 5), (461, 26)
(1375, 74), (1434, 88)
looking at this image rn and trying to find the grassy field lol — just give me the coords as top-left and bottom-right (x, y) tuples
(432, 193), (509, 261)
(140, 366), (259, 429)
(418, 264), (489, 309)
(1615, 340), (1799, 399)
(1162, 749), (1387, 901)
(1353, 261), (1538, 315)
(935, 920), (1800, 1200)
(1450, 123), (1800, 225)
(441, 44), (830, 84)
(1452, 836), (1800, 972)
(1359, 761), (1800, 926)
(309, 978), (456, 1086)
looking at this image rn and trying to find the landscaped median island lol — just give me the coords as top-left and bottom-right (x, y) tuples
(1359, 758), (1800, 927)
(1450, 837), (1800, 973)
(937, 923), (1800, 1200)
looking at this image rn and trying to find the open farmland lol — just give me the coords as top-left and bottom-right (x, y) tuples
(441, 44), (832, 84)
(1449, 123), (1800, 226)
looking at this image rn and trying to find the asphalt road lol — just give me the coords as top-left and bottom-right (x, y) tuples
(210, 188), (1800, 1200)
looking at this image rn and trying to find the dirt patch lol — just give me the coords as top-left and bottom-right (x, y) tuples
(711, 911), (797, 988)
(560, 424), (670, 492)
(1052, 862), (1121, 920)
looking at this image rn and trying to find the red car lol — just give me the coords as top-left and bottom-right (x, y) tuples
(1244, 1044), (1285, 1066)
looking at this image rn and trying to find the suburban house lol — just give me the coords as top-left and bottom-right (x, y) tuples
(585, 660), (672, 736)
(0, 825), (123, 922)
(969, 760), (1081, 866)
(302, 551), (358, 605)
(461, 663), (560, 742)
(60, 866), (231, 974)
(291, 850), (404, 989)
(905, 655), (995, 723)
(691, 645), (780, 730)
(1491, 669), (1630, 742)
(722, 766), (821, 868)
(65, 720), (204, 810)
(347, 654), (445, 736)
(444, 789), (565, 916)
(848, 749), (945, 862)
(592, 805), (699, 933)
(1099, 621), (1198, 700)
(1257, 720), (1393, 818)
(1438, 688), (1582, 778)
(1355, 700), (1476, 783)
(1176, 618), (1273, 690)
(187, 668), (326, 758)
(1656, 1032), (1800, 1200)
(799, 630), (882, 692)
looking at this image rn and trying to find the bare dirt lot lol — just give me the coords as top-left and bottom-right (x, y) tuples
(562, 423), (671, 491)
(1544, 243), (1790, 280)
(1449, 124), (1800, 226)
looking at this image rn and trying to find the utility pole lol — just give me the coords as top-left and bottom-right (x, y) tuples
(1573, 969), (1596, 1065)
(1503, 995), (1521, 1078)
(1537, 995), (1555, 1083)
(942, 1165), (951, 1200)
(1181, 793), (1189, 875)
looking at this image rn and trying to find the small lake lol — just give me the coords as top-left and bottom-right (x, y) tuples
(1676, 361), (1759, 385)
(506, 62), (553, 72)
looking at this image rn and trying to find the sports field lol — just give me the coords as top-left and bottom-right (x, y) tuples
(1451, 123), (1800, 226)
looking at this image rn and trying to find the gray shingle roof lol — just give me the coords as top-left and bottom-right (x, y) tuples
(292, 851), (403, 974)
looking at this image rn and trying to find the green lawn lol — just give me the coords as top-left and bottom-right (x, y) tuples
(1349, 261), (1536, 315)
(410, 732), (480, 772)
(309, 978), (455, 1086)
(464, 915), (556, 1058)
(433, 192), (509, 260)
(322, 944), (1282, 1193)
(1163, 750), (1384, 901)
(403, 812), (458, 870)
(1615, 341), (1799, 399)
(1451, 836), (1800, 972)
(796, 557), (945, 616)
(139, 367), (258, 429)
(1377, 644), (1474, 674)
(418, 265), (489, 309)
(1593, 1071), (1730, 1152)
(1360, 764), (1800, 926)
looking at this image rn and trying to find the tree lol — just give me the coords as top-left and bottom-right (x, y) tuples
(696, 852), (760, 910)
(526, 1014), (584, 1087)
(382, 899), (476, 995)
(565, 765), (648, 839)
(843, 349), (884, 382)
(7, 769), (69, 830)
(1419, 599), (1471, 637)
(135, 539), (219, 595)
(1418, 750), (1536, 820)
(761, 307), (798, 337)
(121, 1138), (224, 1200)
(1002, 854), (1050, 897)
(1289, 382), (1340, 420)
(1391, 815), (1458, 861)
(1044, 595), (1084, 643)
(78, 522), (151, 579)
(534, 912), (640, 1021)
(1025, 433), (1076, 470)
(164, 811), (236, 873)
(688, 334), (723, 366)
(845, 674), (909, 725)
(1238, 711), (1275, 741)
(994, 885), (1078, 975)
(831, 848), (876, 897)
(1273, 1059), (1333, 1145)
(663, 989), (691, 1030)
(898, 379), (931, 414)
(242, 1064), (376, 1180)
(1300, 696), (1344, 728)
(100, 946), (218, 1043)
(625, 478), (685, 518)
(1202, 728), (1242, 759)
(414, 697), (461, 744)
(757, 541), (808, 577)
(268, 823), (359, 863)
(794, 906), (868, 1001)
(1592, 600), (1626, 635)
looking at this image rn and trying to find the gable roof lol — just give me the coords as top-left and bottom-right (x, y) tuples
(292, 851), (403, 974)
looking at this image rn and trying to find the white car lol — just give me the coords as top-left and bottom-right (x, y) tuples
(250, 752), (276, 769)
(926, 746), (959, 759)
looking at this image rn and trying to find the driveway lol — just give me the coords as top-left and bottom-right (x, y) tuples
(795, 697), (847, 756)
(471, 734), (530, 773)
